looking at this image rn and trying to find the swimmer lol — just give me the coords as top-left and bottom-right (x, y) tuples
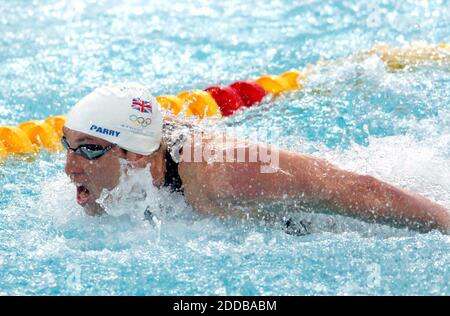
(63, 83), (450, 234)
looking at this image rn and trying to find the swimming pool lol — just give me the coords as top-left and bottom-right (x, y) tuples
(1, 0), (449, 295)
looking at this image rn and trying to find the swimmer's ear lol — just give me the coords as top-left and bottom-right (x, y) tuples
(123, 147), (165, 186)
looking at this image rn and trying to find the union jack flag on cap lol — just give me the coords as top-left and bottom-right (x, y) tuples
(131, 98), (153, 113)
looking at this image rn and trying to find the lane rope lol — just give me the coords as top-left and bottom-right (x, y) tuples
(1, 42), (448, 158)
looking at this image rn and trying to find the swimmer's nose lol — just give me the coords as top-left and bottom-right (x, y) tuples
(64, 150), (85, 176)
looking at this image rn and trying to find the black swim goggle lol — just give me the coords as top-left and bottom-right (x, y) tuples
(61, 136), (116, 160)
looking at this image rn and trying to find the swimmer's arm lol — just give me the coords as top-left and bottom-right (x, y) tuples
(313, 166), (450, 234)
(199, 145), (449, 233)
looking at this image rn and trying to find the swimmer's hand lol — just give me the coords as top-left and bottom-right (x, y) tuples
(190, 142), (450, 234)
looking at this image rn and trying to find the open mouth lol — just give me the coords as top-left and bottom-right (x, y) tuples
(76, 185), (94, 206)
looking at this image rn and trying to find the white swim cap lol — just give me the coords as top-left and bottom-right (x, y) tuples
(65, 83), (163, 155)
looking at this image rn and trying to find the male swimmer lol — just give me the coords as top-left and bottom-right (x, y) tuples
(63, 83), (450, 234)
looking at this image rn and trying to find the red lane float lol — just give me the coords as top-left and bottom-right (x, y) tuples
(204, 85), (245, 116)
(228, 80), (267, 108)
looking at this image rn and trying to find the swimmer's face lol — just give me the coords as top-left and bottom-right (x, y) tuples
(63, 127), (166, 210)
(63, 127), (125, 207)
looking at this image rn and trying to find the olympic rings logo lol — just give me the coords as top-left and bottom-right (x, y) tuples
(129, 115), (152, 127)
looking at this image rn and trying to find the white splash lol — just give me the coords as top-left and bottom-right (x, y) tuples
(95, 159), (160, 221)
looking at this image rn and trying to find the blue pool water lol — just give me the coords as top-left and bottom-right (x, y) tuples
(1, 0), (449, 295)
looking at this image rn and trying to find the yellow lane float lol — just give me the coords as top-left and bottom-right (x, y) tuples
(18, 120), (61, 152)
(177, 90), (221, 118)
(0, 126), (37, 155)
(44, 116), (66, 139)
(0, 141), (7, 159)
(255, 75), (292, 96)
(280, 70), (306, 90)
(156, 95), (192, 117)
